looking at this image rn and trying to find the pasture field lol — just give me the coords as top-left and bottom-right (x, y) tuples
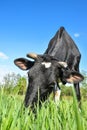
(0, 87), (87, 130)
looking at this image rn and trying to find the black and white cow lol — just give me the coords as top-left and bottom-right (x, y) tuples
(14, 27), (84, 107)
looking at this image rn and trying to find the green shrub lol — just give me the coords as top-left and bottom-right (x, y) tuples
(1, 73), (27, 95)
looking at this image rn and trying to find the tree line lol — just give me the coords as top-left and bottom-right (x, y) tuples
(0, 71), (87, 99)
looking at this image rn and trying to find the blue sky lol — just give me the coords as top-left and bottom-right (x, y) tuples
(0, 0), (87, 82)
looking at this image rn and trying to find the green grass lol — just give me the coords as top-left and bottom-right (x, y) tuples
(0, 88), (87, 130)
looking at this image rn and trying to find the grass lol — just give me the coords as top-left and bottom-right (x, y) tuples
(0, 87), (87, 130)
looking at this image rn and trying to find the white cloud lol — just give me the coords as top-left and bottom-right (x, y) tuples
(0, 52), (9, 59)
(74, 33), (80, 38)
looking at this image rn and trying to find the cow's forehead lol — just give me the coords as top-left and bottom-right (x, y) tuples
(41, 62), (52, 68)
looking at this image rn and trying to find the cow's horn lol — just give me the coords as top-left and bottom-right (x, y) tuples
(58, 61), (68, 68)
(26, 53), (38, 59)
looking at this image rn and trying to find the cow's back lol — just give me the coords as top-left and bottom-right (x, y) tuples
(45, 27), (81, 69)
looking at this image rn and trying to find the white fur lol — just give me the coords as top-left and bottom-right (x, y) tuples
(41, 62), (51, 68)
(58, 61), (68, 68)
(54, 90), (61, 102)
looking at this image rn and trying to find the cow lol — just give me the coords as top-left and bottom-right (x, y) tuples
(14, 27), (84, 108)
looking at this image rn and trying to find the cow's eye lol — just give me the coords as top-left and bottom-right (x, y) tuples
(27, 72), (30, 77)
(28, 73), (33, 80)
(29, 76), (33, 83)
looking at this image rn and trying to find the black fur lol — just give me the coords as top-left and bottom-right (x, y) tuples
(14, 27), (84, 107)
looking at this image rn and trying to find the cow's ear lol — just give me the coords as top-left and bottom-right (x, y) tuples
(14, 58), (34, 70)
(65, 71), (84, 84)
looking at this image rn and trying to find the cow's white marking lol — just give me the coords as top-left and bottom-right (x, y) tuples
(58, 62), (68, 68)
(54, 90), (61, 102)
(41, 62), (51, 68)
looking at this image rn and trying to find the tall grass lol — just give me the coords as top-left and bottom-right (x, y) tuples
(0, 87), (87, 130)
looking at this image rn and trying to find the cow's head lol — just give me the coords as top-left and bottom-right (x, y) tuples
(14, 53), (84, 107)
